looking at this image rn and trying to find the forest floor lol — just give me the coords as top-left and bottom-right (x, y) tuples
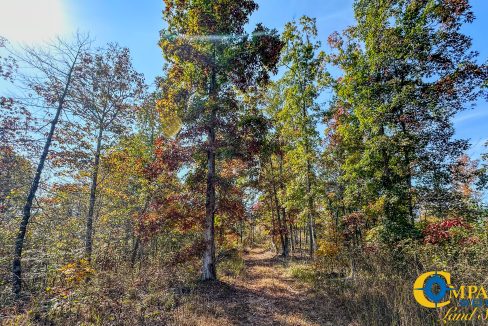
(169, 247), (337, 326)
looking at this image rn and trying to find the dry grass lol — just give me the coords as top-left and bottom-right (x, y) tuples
(165, 248), (338, 326)
(4, 244), (482, 325)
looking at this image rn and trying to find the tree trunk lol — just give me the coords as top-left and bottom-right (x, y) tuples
(240, 218), (244, 246)
(300, 89), (315, 258)
(278, 153), (289, 257)
(131, 237), (140, 268)
(12, 59), (76, 297)
(306, 159), (315, 258)
(299, 226), (302, 251)
(202, 66), (217, 281)
(281, 208), (289, 257)
(267, 198), (279, 254)
(289, 221), (295, 253)
(85, 125), (103, 261)
(269, 159), (288, 257)
(272, 176), (286, 256)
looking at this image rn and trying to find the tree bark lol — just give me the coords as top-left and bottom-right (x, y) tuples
(289, 221), (295, 253)
(12, 57), (77, 298)
(85, 124), (103, 260)
(202, 65), (217, 281)
(278, 152), (289, 257)
(300, 82), (315, 258)
(305, 149), (315, 258)
(299, 226), (302, 251)
(281, 208), (289, 257)
(269, 159), (288, 257)
(131, 237), (140, 268)
(267, 198), (279, 254)
(240, 218), (244, 245)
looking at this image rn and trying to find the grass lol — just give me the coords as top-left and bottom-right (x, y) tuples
(2, 243), (485, 325)
(288, 264), (315, 284)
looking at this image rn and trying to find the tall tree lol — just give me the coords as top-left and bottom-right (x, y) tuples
(5, 35), (90, 297)
(327, 0), (487, 240)
(270, 17), (328, 257)
(72, 44), (145, 260)
(159, 0), (281, 280)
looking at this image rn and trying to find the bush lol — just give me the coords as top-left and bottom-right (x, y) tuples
(311, 218), (488, 325)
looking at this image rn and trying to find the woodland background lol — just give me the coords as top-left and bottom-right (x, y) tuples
(1, 0), (487, 325)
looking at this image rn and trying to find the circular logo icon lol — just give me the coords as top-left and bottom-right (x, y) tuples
(413, 271), (452, 308)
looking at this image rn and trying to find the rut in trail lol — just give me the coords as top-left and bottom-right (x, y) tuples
(170, 248), (336, 326)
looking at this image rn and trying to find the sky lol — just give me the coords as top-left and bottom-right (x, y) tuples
(0, 0), (487, 159)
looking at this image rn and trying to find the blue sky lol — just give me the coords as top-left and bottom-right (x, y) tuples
(0, 0), (486, 159)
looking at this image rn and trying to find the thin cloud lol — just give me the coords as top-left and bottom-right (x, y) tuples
(453, 109), (488, 124)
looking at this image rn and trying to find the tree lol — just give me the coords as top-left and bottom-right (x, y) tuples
(327, 0), (487, 241)
(0, 37), (16, 80)
(479, 142), (488, 192)
(0, 37), (20, 146)
(0, 147), (33, 281)
(258, 139), (291, 257)
(159, 0), (282, 280)
(72, 44), (145, 260)
(269, 17), (328, 257)
(5, 34), (90, 297)
(0, 147), (32, 220)
(448, 155), (486, 220)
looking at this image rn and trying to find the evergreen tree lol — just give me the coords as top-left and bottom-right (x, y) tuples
(159, 0), (281, 279)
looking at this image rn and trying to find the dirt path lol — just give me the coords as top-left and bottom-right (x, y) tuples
(170, 248), (333, 326)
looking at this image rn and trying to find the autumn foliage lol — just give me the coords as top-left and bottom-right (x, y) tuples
(0, 1), (487, 325)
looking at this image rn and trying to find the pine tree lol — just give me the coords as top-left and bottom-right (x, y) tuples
(159, 0), (281, 280)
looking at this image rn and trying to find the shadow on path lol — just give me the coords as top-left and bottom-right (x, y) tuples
(171, 248), (337, 326)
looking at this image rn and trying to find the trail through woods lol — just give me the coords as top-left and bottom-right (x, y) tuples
(171, 248), (334, 326)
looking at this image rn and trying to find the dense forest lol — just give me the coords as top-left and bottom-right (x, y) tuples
(1, 0), (487, 325)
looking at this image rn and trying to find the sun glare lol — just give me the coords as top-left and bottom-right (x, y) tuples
(0, 0), (69, 44)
